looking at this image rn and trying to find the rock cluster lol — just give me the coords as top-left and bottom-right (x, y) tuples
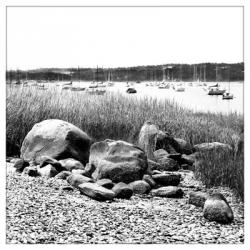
(9, 119), (235, 225)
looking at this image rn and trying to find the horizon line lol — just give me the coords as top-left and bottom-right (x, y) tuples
(7, 61), (244, 71)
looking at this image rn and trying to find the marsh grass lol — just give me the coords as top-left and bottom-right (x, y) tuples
(6, 85), (244, 199)
(195, 150), (244, 200)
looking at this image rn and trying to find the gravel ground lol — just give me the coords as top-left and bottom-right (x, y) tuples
(6, 169), (244, 244)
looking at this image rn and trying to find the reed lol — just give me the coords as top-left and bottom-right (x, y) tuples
(6, 85), (244, 199)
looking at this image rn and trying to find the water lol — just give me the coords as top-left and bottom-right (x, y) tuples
(33, 80), (244, 114)
(107, 82), (243, 114)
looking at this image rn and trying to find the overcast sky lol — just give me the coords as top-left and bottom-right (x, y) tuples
(7, 6), (243, 70)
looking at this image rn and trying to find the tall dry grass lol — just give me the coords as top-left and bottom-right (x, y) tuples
(6, 85), (244, 199)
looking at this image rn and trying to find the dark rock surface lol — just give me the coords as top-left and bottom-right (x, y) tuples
(112, 182), (133, 199)
(203, 193), (234, 224)
(13, 159), (29, 173)
(78, 182), (115, 201)
(96, 179), (114, 189)
(128, 180), (151, 194)
(188, 191), (209, 208)
(67, 174), (93, 188)
(152, 172), (181, 186)
(151, 186), (184, 198)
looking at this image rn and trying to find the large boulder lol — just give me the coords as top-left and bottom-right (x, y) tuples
(153, 149), (179, 171)
(20, 119), (91, 165)
(112, 182), (133, 199)
(194, 142), (232, 153)
(188, 191), (209, 208)
(67, 174), (93, 188)
(128, 180), (151, 194)
(59, 158), (85, 171)
(78, 182), (115, 201)
(152, 172), (181, 186)
(90, 140), (148, 183)
(203, 193), (234, 224)
(138, 121), (159, 161)
(151, 186), (184, 198)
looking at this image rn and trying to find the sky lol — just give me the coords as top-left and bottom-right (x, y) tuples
(7, 6), (243, 70)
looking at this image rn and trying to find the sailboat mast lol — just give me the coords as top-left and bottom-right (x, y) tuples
(163, 67), (166, 81)
(204, 64), (206, 82)
(180, 65), (182, 82)
(97, 66), (99, 82)
(78, 66), (80, 83)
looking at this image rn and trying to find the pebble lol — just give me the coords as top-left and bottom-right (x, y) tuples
(6, 172), (244, 244)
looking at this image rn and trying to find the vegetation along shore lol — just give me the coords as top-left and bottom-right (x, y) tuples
(6, 85), (244, 200)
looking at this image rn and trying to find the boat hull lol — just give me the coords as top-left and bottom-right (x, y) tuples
(208, 90), (226, 95)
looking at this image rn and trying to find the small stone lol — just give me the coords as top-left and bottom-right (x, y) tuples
(128, 180), (151, 194)
(112, 182), (133, 199)
(151, 186), (184, 198)
(188, 191), (209, 208)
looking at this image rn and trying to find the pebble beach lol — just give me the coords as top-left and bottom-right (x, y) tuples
(6, 168), (244, 244)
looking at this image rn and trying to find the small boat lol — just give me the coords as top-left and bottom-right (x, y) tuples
(222, 67), (233, 100)
(174, 83), (185, 92)
(126, 87), (137, 94)
(222, 92), (233, 100)
(71, 87), (85, 91)
(62, 86), (72, 90)
(158, 82), (170, 89)
(106, 70), (114, 86)
(208, 87), (226, 95)
(63, 81), (72, 86)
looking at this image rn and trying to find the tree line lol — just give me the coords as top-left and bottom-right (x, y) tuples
(6, 62), (244, 83)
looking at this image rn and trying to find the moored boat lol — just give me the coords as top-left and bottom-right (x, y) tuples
(222, 92), (233, 100)
(126, 87), (137, 94)
(208, 87), (226, 95)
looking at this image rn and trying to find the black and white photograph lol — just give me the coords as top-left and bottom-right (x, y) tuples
(2, 0), (246, 245)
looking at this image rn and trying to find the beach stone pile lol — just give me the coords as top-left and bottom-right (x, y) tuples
(8, 119), (235, 224)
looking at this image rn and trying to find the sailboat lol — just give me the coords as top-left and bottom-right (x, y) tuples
(174, 65), (185, 92)
(208, 66), (226, 95)
(107, 69), (114, 86)
(158, 67), (170, 89)
(87, 66), (106, 95)
(222, 67), (233, 100)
